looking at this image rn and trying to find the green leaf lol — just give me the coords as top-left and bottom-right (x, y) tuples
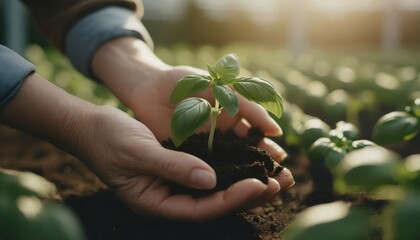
(325, 147), (346, 169)
(14, 203), (86, 240)
(232, 77), (283, 118)
(408, 98), (420, 118)
(335, 146), (400, 193)
(372, 111), (420, 145)
(214, 54), (240, 83)
(308, 137), (335, 162)
(301, 118), (331, 151)
(390, 191), (420, 240)
(335, 121), (360, 141)
(404, 155), (420, 190)
(171, 98), (212, 147)
(213, 85), (239, 116)
(351, 140), (375, 150)
(170, 75), (211, 103)
(207, 64), (219, 80)
(0, 170), (56, 199)
(282, 202), (372, 240)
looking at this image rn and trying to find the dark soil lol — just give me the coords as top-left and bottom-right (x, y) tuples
(0, 125), (388, 240)
(161, 129), (283, 196)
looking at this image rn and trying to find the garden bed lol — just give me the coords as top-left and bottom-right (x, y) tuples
(0, 124), (389, 239)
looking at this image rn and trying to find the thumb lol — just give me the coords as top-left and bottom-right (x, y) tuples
(143, 146), (217, 190)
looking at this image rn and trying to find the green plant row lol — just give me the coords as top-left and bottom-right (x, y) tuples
(282, 147), (420, 240)
(281, 98), (420, 240)
(19, 44), (420, 240)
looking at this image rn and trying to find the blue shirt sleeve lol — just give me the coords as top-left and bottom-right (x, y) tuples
(65, 6), (153, 79)
(0, 45), (35, 107)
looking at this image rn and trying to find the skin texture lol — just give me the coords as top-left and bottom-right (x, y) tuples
(90, 37), (294, 219)
(0, 37), (294, 221)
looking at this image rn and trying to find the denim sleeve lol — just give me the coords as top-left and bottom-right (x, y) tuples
(65, 6), (153, 79)
(0, 45), (35, 107)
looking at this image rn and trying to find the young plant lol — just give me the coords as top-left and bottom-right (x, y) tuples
(170, 53), (284, 153)
(372, 98), (420, 145)
(308, 121), (374, 169)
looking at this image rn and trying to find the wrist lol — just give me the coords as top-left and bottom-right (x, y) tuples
(92, 37), (171, 108)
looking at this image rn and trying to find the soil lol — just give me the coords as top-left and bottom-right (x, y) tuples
(0, 125), (387, 240)
(161, 129), (283, 197)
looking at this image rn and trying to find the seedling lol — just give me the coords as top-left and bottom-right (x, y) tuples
(308, 121), (374, 169)
(170, 54), (283, 153)
(372, 98), (420, 145)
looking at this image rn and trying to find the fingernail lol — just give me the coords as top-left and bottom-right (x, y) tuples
(276, 126), (283, 136)
(277, 168), (295, 189)
(270, 119), (283, 136)
(271, 144), (288, 162)
(190, 169), (216, 189)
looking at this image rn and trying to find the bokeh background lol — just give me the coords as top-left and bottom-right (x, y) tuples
(2, 0), (420, 53)
(1, 0), (420, 137)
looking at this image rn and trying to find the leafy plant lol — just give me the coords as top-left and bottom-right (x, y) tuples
(373, 98), (420, 145)
(308, 121), (374, 169)
(333, 146), (401, 193)
(281, 201), (372, 240)
(0, 169), (86, 240)
(170, 53), (284, 152)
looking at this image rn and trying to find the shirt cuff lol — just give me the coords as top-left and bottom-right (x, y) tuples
(0, 45), (35, 107)
(65, 6), (153, 79)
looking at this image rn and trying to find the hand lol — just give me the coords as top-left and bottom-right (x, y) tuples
(91, 38), (295, 218)
(0, 74), (286, 220)
(80, 106), (284, 220)
(92, 38), (289, 164)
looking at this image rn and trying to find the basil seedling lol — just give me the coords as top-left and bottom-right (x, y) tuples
(170, 54), (284, 152)
(372, 98), (420, 145)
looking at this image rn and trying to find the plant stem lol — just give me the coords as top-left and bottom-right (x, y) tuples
(208, 99), (220, 154)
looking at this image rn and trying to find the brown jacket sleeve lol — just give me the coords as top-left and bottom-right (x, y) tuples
(21, 0), (144, 52)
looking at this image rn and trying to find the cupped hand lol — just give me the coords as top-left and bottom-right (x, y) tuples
(131, 65), (288, 163)
(81, 106), (286, 220)
(92, 38), (288, 163)
(90, 38), (295, 220)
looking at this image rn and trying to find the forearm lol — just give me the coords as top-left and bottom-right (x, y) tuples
(0, 74), (95, 158)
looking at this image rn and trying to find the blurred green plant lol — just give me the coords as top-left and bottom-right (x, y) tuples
(22, 43), (420, 240)
(373, 98), (420, 145)
(332, 147), (420, 240)
(281, 201), (372, 240)
(308, 121), (374, 169)
(0, 169), (86, 240)
(284, 147), (420, 240)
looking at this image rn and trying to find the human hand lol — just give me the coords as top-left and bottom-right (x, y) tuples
(79, 106), (284, 220)
(92, 38), (289, 164)
(0, 73), (288, 221)
(91, 38), (295, 210)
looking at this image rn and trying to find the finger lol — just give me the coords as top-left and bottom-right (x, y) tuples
(233, 118), (251, 138)
(154, 178), (269, 221)
(141, 145), (217, 190)
(236, 178), (280, 210)
(258, 138), (288, 163)
(274, 168), (295, 190)
(238, 95), (282, 137)
(233, 120), (287, 163)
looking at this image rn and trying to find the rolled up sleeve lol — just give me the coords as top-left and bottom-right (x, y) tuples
(65, 6), (153, 78)
(0, 45), (35, 107)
